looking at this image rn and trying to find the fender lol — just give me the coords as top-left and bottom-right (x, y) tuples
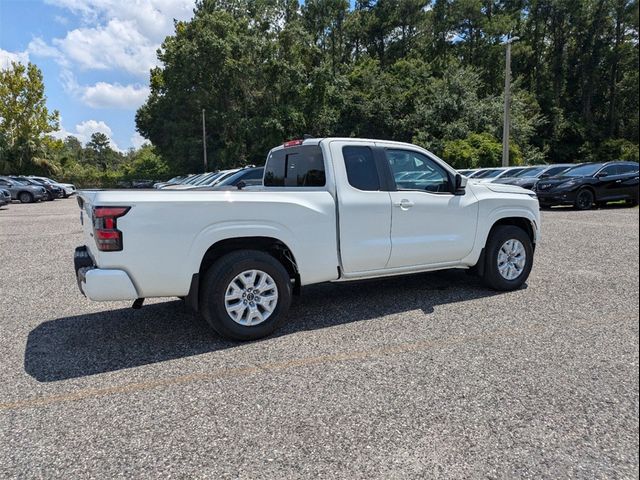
(186, 220), (297, 278)
(461, 205), (540, 267)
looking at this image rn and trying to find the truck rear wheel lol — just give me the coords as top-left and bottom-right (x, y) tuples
(482, 225), (534, 291)
(200, 250), (292, 341)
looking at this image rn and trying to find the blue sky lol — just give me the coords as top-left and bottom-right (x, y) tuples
(0, 0), (197, 150)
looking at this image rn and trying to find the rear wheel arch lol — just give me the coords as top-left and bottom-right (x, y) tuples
(198, 237), (299, 280)
(187, 237), (301, 313)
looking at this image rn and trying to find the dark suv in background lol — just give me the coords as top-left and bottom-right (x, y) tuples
(535, 161), (639, 210)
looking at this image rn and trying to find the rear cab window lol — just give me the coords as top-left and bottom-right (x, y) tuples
(264, 145), (326, 187)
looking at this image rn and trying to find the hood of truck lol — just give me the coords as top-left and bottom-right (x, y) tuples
(482, 183), (535, 196)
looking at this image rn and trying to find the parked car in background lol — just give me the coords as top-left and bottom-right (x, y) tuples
(153, 176), (187, 189)
(28, 176), (76, 198)
(131, 180), (156, 189)
(0, 177), (46, 203)
(181, 169), (241, 189)
(0, 188), (11, 207)
(535, 161), (639, 210)
(200, 167), (264, 190)
(471, 167), (530, 184)
(496, 164), (574, 190)
(467, 168), (501, 179)
(13, 176), (63, 200)
(161, 173), (210, 190)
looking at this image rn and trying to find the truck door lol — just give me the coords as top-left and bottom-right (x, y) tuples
(381, 147), (479, 268)
(329, 141), (393, 273)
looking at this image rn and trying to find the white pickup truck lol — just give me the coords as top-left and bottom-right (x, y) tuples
(75, 138), (540, 340)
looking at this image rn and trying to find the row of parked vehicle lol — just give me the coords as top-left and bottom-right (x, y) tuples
(457, 161), (639, 210)
(0, 175), (76, 208)
(154, 166), (265, 190)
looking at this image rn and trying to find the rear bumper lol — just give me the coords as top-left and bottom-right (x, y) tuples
(74, 246), (139, 301)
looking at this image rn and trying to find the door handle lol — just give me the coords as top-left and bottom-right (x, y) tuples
(615, 179), (622, 183)
(394, 199), (415, 209)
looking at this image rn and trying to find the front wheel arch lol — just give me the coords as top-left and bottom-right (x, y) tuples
(472, 216), (536, 277)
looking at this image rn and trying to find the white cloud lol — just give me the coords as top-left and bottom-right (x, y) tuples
(130, 132), (150, 149)
(27, 38), (69, 66)
(0, 48), (29, 69)
(60, 70), (149, 109)
(81, 81), (150, 109)
(38, 0), (195, 76)
(53, 119), (121, 151)
(54, 19), (157, 75)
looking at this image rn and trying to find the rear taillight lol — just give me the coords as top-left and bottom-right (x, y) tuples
(92, 206), (130, 251)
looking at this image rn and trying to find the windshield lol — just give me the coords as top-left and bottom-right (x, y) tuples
(198, 172), (226, 185)
(500, 168), (526, 178)
(480, 169), (506, 179)
(471, 170), (491, 178)
(560, 163), (604, 178)
(184, 175), (205, 185)
(515, 167), (546, 178)
(10, 178), (29, 185)
(193, 172), (220, 185)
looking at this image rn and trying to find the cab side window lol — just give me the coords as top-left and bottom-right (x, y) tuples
(343, 146), (380, 191)
(385, 149), (450, 193)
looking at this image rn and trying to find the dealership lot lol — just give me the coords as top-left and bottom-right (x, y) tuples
(0, 200), (638, 478)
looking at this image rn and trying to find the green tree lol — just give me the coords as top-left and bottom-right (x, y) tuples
(135, 0), (639, 172)
(85, 132), (121, 171)
(122, 145), (170, 179)
(0, 62), (59, 174)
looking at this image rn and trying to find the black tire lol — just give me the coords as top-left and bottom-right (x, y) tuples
(482, 225), (534, 291)
(45, 191), (53, 201)
(574, 188), (594, 210)
(18, 191), (33, 203)
(200, 250), (292, 341)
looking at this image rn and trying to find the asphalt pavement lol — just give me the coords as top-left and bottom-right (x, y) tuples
(0, 198), (638, 478)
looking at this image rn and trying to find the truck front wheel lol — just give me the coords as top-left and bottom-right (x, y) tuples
(200, 250), (292, 341)
(482, 225), (534, 291)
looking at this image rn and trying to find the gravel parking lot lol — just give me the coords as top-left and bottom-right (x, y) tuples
(0, 199), (638, 478)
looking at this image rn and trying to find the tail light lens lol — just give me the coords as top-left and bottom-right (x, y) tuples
(283, 139), (304, 147)
(92, 206), (130, 251)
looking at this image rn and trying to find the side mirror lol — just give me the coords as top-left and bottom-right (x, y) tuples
(236, 180), (247, 190)
(454, 173), (467, 195)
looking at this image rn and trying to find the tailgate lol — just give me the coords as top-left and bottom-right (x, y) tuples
(77, 191), (98, 257)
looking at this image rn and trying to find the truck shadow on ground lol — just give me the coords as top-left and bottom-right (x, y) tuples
(25, 269), (506, 382)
